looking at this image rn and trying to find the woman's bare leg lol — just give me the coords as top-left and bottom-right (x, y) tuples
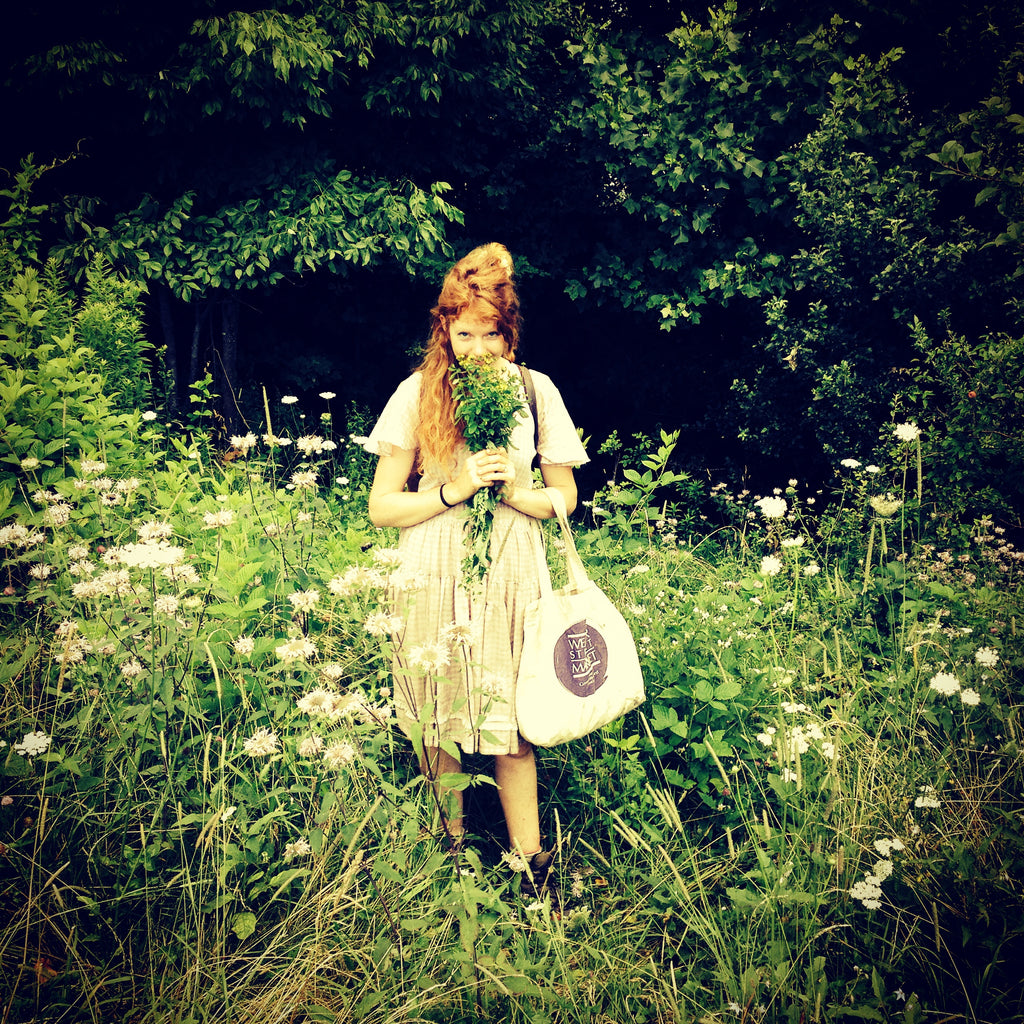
(494, 741), (542, 854)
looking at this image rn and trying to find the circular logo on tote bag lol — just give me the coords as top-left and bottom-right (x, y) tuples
(553, 620), (608, 697)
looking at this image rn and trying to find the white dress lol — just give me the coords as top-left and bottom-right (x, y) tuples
(363, 364), (589, 754)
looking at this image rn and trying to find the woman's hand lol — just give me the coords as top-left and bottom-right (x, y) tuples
(450, 448), (514, 503)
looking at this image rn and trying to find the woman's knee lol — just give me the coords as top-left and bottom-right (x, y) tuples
(500, 739), (534, 762)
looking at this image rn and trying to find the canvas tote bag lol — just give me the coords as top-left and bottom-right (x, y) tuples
(515, 487), (645, 747)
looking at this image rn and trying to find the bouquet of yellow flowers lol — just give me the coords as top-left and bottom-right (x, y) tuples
(449, 356), (527, 585)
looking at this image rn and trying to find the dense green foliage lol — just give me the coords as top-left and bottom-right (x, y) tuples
(3, 1), (1021, 518)
(2, 10), (1023, 1015)
(2, 249), (1023, 1023)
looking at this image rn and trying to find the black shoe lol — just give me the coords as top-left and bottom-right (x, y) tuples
(521, 850), (557, 901)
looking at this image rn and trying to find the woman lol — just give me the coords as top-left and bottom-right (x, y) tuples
(363, 242), (588, 888)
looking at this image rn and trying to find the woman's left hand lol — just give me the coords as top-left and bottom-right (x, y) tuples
(488, 449), (517, 502)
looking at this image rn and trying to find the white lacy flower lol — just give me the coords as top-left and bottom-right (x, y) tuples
(138, 521), (174, 543)
(928, 672), (961, 696)
(755, 496), (787, 519)
(115, 542), (185, 569)
(230, 636), (254, 658)
(959, 688), (981, 706)
(296, 687), (339, 716)
(275, 636), (317, 662)
(153, 595), (180, 616)
(287, 589), (320, 613)
(230, 432), (258, 454)
(869, 495), (903, 517)
(408, 642), (449, 674)
(840, 458), (861, 469)
(202, 509), (235, 530)
(14, 731), (51, 757)
(297, 735), (325, 758)
(974, 647), (999, 669)
(290, 469), (318, 490)
(894, 422), (921, 443)
(284, 837), (312, 862)
(243, 727), (280, 756)
(323, 741), (357, 768)
(759, 555), (783, 577)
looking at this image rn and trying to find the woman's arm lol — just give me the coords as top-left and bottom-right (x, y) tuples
(499, 463), (577, 520)
(367, 446), (515, 529)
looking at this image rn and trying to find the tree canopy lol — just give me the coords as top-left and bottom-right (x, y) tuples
(3, 0), (1022, 513)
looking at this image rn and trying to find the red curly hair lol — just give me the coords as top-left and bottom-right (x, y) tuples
(415, 242), (521, 476)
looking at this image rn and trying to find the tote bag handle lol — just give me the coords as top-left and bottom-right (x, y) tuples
(544, 487), (590, 594)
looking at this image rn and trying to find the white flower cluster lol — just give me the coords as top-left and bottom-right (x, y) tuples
(328, 564), (388, 597)
(894, 422), (921, 443)
(756, 718), (836, 765)
(110, 541), (186, 570)
(202, 509), (235, 530)
(755, 496), (787, 519)
(295, 434), (337, 457)
(287, 589), (320, 613)
(283, 837), (312, 862)
(869, 494), (903, 518)
(0, 523), (46, 549)
(849, 836), (904, 909)
(13, 730), (51, 757)
(927, 671), (980, 706)
(914, 785), (941, 809)
(275, 636), (317, 662)
(975, 646), (999, 669)
(243, 727), (281, 757)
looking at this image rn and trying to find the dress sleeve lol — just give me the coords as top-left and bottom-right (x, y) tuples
(532, 370), (590, 467)
(362, 373), (421, 457)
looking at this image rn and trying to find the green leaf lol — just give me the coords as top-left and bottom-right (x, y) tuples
(230, 912), (257, 940)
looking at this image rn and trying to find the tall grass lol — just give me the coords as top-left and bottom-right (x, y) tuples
(2, 399), (1022, 1024)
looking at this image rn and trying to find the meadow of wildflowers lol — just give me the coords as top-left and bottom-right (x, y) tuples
(2, 387), (1022, 1024)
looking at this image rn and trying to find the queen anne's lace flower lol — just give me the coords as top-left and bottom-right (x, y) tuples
(975, 647), (999, 669)
(869, 495), (903, 517)
(755, 496), (787, 519)
(114, 542), (185, 569)
(759, 555), (783, 577)
(894, 422), (921, 442)
(14, 731), (51, 757)
(928, 672), (961, 696)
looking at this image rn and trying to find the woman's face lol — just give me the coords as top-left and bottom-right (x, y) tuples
(448, 311), (507, 362)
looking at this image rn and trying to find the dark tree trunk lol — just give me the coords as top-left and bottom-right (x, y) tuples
(217, 296), (240, 432)
(155, 283), (179, 414)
